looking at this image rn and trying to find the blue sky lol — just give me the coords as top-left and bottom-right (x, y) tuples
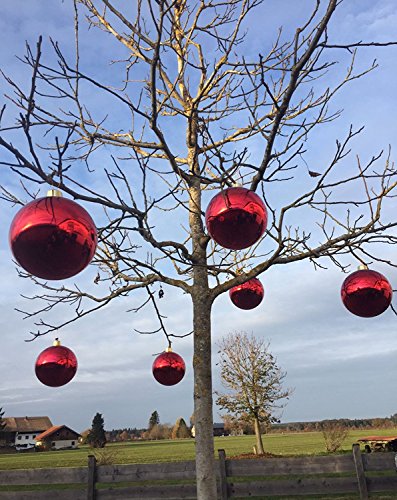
(1, 0), (397, 433)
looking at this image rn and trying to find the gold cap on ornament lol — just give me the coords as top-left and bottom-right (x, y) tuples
(47, 189), (63, 198)
(53, 338), (61, 347)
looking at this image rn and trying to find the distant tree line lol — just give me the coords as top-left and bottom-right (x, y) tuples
(101, 411), (192, 443)
(219, 414), (397, 437)
(273, 416), (397, 433)
(89, 412), (397, 444)
(106, 427), (147, 442)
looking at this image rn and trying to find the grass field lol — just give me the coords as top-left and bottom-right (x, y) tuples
(0, 427), (396, 470)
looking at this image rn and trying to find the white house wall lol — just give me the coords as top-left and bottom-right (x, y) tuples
(15, 433), (38, 449)
(51, 440), (78, 450)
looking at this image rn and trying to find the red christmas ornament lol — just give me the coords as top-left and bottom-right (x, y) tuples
(9, 190), (97, 280)
(35, 339), (78, 387)
(341, 267), (392, 318)
(229, 277), (264, 310)
(205, 187), (267, 250)
(152, 348), (186, 386)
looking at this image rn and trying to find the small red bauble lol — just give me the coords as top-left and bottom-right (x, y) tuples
(35, 339), (78, 387)
(152, 349), (186, 386)
(229, 277), (264, 310)
(9, 191), (97, 280)
(205, 187), (267, 250)
(341, 268), (392, 318)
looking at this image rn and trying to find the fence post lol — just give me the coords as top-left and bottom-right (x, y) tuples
(352, 443), (368, 500)
(87, 454), (97, 500)
(218, 449), (228, 500)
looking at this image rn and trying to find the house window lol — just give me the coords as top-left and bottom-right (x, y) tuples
(33, 435), (36, 439)
(25, 436), (29, 440)
(52, 442), (55, 446)
(17, 436), (21, 440)
(71, 441), (75, 446)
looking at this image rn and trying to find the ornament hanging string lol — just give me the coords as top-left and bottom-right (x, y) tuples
(132, 285), (192, 347)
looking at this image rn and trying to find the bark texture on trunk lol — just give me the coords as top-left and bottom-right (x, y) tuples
(189, 179), (217, 499)
(254, 416), (265, 455)
(193, 293), (216, 499)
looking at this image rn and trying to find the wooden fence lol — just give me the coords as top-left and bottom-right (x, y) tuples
(0, 444), (396, 499)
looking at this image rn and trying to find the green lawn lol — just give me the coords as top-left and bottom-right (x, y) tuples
(0, 427), (396, 470)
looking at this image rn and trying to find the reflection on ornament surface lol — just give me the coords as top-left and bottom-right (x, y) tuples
(35, 341), (78, 387)
(9, 196), (97, 280)
(229, 277), (264, 310)
(152, 350), (186, 386)
(205, 187), (267, 250)
(341, 269), (392, 318)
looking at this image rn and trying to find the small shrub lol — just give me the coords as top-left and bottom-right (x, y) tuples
(322, 423), (349, 453)
(94, 448), (119, 465)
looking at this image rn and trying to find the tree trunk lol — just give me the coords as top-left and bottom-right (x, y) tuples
(193, 293), (217, 499)
(254, 416), (265, 455)
(189, 178), (218, 499)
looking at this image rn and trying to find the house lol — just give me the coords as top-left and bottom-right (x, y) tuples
(191, 423), (229, 438)
(213, 422), (229, 437)
(2, 416), (53, 451)
(35, 425), (80, 451)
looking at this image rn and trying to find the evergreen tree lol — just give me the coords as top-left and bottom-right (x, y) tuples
(0, 408), (5, 431)
(0, 407), (6, 443)
(148, 411), (160, 431)
(87, 413), (107, 448)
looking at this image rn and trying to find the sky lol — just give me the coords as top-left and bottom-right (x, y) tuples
(1, 0), (397, 433)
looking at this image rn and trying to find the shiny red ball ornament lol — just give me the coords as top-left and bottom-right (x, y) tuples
(341, 267), (392, 318)
(35, 339), (78, 387)
(9, 190), (97, 280)
(205, 187), (267, 250)
(152, 348), (186, 386)
(229, 277), (264, 310)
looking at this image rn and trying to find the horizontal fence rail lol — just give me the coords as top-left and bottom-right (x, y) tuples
(0, 444), (395, 499)
(226, 454), (356, 476)
(0, 467), (88, 485)
(96, 461), (197, 483)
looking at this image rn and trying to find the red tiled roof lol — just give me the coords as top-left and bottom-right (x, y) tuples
(35, 425), (63, 441)
(35, 425), (80, 441)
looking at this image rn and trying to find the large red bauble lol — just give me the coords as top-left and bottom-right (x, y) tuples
(341, 269), (392, 318)
(205, 187), (267, 250)
(152, 350), (186, 386)
(229, 277), (264, 310)
(9, 194), (97, 280)
(35, 340), (78, 387)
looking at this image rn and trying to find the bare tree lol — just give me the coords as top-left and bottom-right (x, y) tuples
(119, 430), (130, 442)
(216, 332), (291, 455)
(1, 1), (397, 497)
(321, 422), (349, 453)
(144, 423), (172, 440)
(171, 417), (191, 439)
